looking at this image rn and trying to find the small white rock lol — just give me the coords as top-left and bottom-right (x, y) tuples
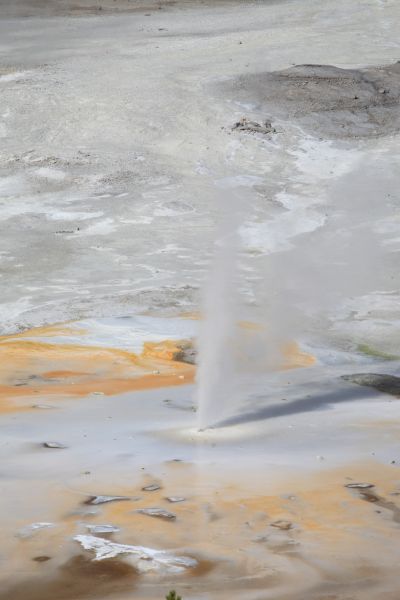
(137, 507), (176, 521)
(85, 495), (130, 505)
(86, 524), (120, 534)
(43, 441), (68, 449)
(166, 496), (186, 503)
(142, 484), (161, 492)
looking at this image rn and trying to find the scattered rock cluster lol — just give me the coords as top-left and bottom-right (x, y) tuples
(232, 117), (275, 135)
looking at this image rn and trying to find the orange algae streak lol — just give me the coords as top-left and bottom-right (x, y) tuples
(0, 322), (87, 341)
(42, 370), (91, 379)
(281, 341), (316, 369)
(0, 320), (314, 416)
(0, 334), (195, 415)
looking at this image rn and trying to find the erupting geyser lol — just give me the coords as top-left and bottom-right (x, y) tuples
(196, 185), (244, 429)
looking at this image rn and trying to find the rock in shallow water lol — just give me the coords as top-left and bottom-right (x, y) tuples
(345, 482), (375, 490)
(341, 373), (400, 396)
(270, 520), (293, 531)
(84, 495), (130, 505)
(166, 496), (186, 503)
(137, 507), (176, 521)
(86, 524), (120, 534)
(142, 483), (161, 492)
(43, 441), (68, 449)
(74, 534), (197, 574)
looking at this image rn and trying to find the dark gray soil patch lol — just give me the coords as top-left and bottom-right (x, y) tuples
(341, 373), (400, 397)
(220, 62), (400, 139)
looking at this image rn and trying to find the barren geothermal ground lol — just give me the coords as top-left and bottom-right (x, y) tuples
(1, 0), (400, 599)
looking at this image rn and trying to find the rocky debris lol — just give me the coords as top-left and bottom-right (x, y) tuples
(176, 341), (197, 365)
(142, 339), (196, 364)
(166, 496), (186, 503)
(32, 555), (52, 562)
(142, 483), (161, 492)
(43, 441), (68, 449)
(345, 485), (400, 523)
(232, 117), (275, 134)
(84, 495), (130, 506)
(74, 534), (196, 574)
(86, 524), (120, 534)
(345, 482), (375, 490)
(270, 520), (293, 531)
(341, 373), (400, 397)
(220, 62), (400, 139)
(17, 522), (55, 538)
(137, 507), (177, 521)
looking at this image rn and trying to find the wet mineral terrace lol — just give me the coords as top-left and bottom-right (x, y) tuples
(1, 0), (400, 598)
(0, 316), (399, 599)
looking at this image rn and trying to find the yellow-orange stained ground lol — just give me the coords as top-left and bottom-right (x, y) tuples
(0, 322), (315, 415)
